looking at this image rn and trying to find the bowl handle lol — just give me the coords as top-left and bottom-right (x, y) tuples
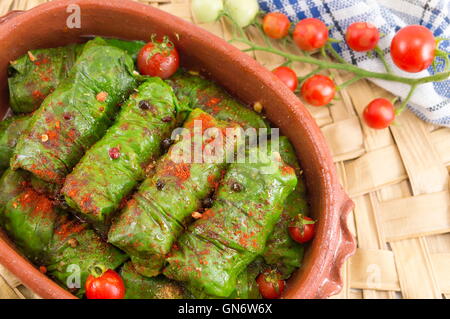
(317, 188), (355, 298)
(0, 10), (24, 25)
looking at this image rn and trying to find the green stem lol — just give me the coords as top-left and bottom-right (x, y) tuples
(89, 264), (107, 278)
(222, 12), (246, 38)
(233, 38), (450, 85)
(281, 60), (293, 67)
(298, 67), (324, 82)
(396, 84), (417, 115)
(321, 46), (329, 59)
(374, 46), (393, 74)
(326, 43), (350, 65)
(337, 76), (363, 91)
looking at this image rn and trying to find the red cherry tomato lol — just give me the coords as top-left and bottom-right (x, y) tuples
(363, 98), (395, 129)
(345, 22), (380, 52)
(137, 36), (179, 79)
(256, 269), (285, 299)
(263, 12), (291, 39)
(85, 267), (125, 299)
(293, 18), (329, 51)
(272, 66), (298, 91)
(390, 25), (436, 73)
(289, 215), (315, 244)
(301, 75), (336, 106)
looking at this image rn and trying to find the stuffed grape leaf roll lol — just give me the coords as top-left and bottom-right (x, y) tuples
(108, 109), (238, 277)
(46, 215), (128, 297)
(120, 262), (191, 299)
(0, 170), (127, 297)
(262, 137), (309, 277)
(3, 189), (59, 264)
(7, 39), (144, 114)
(0, 170), (54, 264)
(62, 78), (186, 233)
(0, 169), (29, 211)
(163, 147), (297, 297)
(11, 37), (137, 184)
(166, 71), (270, 131)
(189, 258), (264, 299)
(8, 45), (83, 113)
(0, 115), (31, 174)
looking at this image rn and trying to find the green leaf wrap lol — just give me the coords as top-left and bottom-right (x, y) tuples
(120, 262), (190, 299)
(0, 115), (31, 175)
(30, 175), (62, 199)
(231, 259), (264, 299)
(62, 78), (182, 233)
(166, 71), (270, 131)
(263, 137), (309, 277)
(11, 38), (137, 184)
(164, 147), (297, 297)
(108, 109), (235, 277)
(102, 39), (145, 62)
(8, 45), (83, 113)
(0, 169), (29, 210)
(7, 39), (144, 114)
(0, 170), (55, 263)
(0, 171), (127, 297)
(3, 189), (59, 264)
(46, 215), (128, 297)
(190, 258), (264, 299)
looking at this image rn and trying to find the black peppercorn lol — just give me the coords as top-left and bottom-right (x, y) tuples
(231, 182), (243, 192)
(156, 180), (165, 190)
(161, 138), (173, 152)
(139, 100), (150, 110)
(202, 197), (214, 208)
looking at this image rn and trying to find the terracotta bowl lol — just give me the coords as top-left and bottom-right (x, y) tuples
(0, 0), (355, 299)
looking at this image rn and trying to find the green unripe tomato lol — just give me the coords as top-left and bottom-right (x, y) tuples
(225, 0), (259, 27)
(191, 0), (224, 23)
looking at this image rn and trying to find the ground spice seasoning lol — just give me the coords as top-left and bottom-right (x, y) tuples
(281, 165), (295, 175)
(162, 162), (191, 184)
(32, 90), (44, 101)
(54, 220), (86, 241)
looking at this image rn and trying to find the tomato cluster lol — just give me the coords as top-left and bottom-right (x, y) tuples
(262, 13), (439, 130)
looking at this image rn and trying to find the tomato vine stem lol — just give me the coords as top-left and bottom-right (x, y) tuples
(396, 84), (417, 115)
(374, 46), (393, 74)
(231, 37), (450, 85)
(224, 11), (449, 117)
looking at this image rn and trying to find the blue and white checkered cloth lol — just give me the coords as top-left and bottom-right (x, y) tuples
(258, 0), (450, 127)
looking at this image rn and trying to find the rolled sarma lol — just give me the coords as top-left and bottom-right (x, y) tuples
(262, 137), (309, 277)
(167, 71), (270, 131)
(0, 169), (29, 210)
(108, 109), (237, 277)
(8, 45), (82, 113)
(8, 39), (144, 114)
(46, 215), (128, 297)
(62, 78), (185, 233)
(163, 147), (297, 297)
(189, 258), (264, 299)
(120, 262), (190, 299)
(0, 171), (127, 297)
(0, 115), (31, 174)
(30, 175), (62, 199)
(3, 189), (58, 264)
(11, 37), (137, 184)
(102, 39), (145, 62)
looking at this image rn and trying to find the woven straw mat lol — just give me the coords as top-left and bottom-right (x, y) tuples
(0, 0), (449, 300)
